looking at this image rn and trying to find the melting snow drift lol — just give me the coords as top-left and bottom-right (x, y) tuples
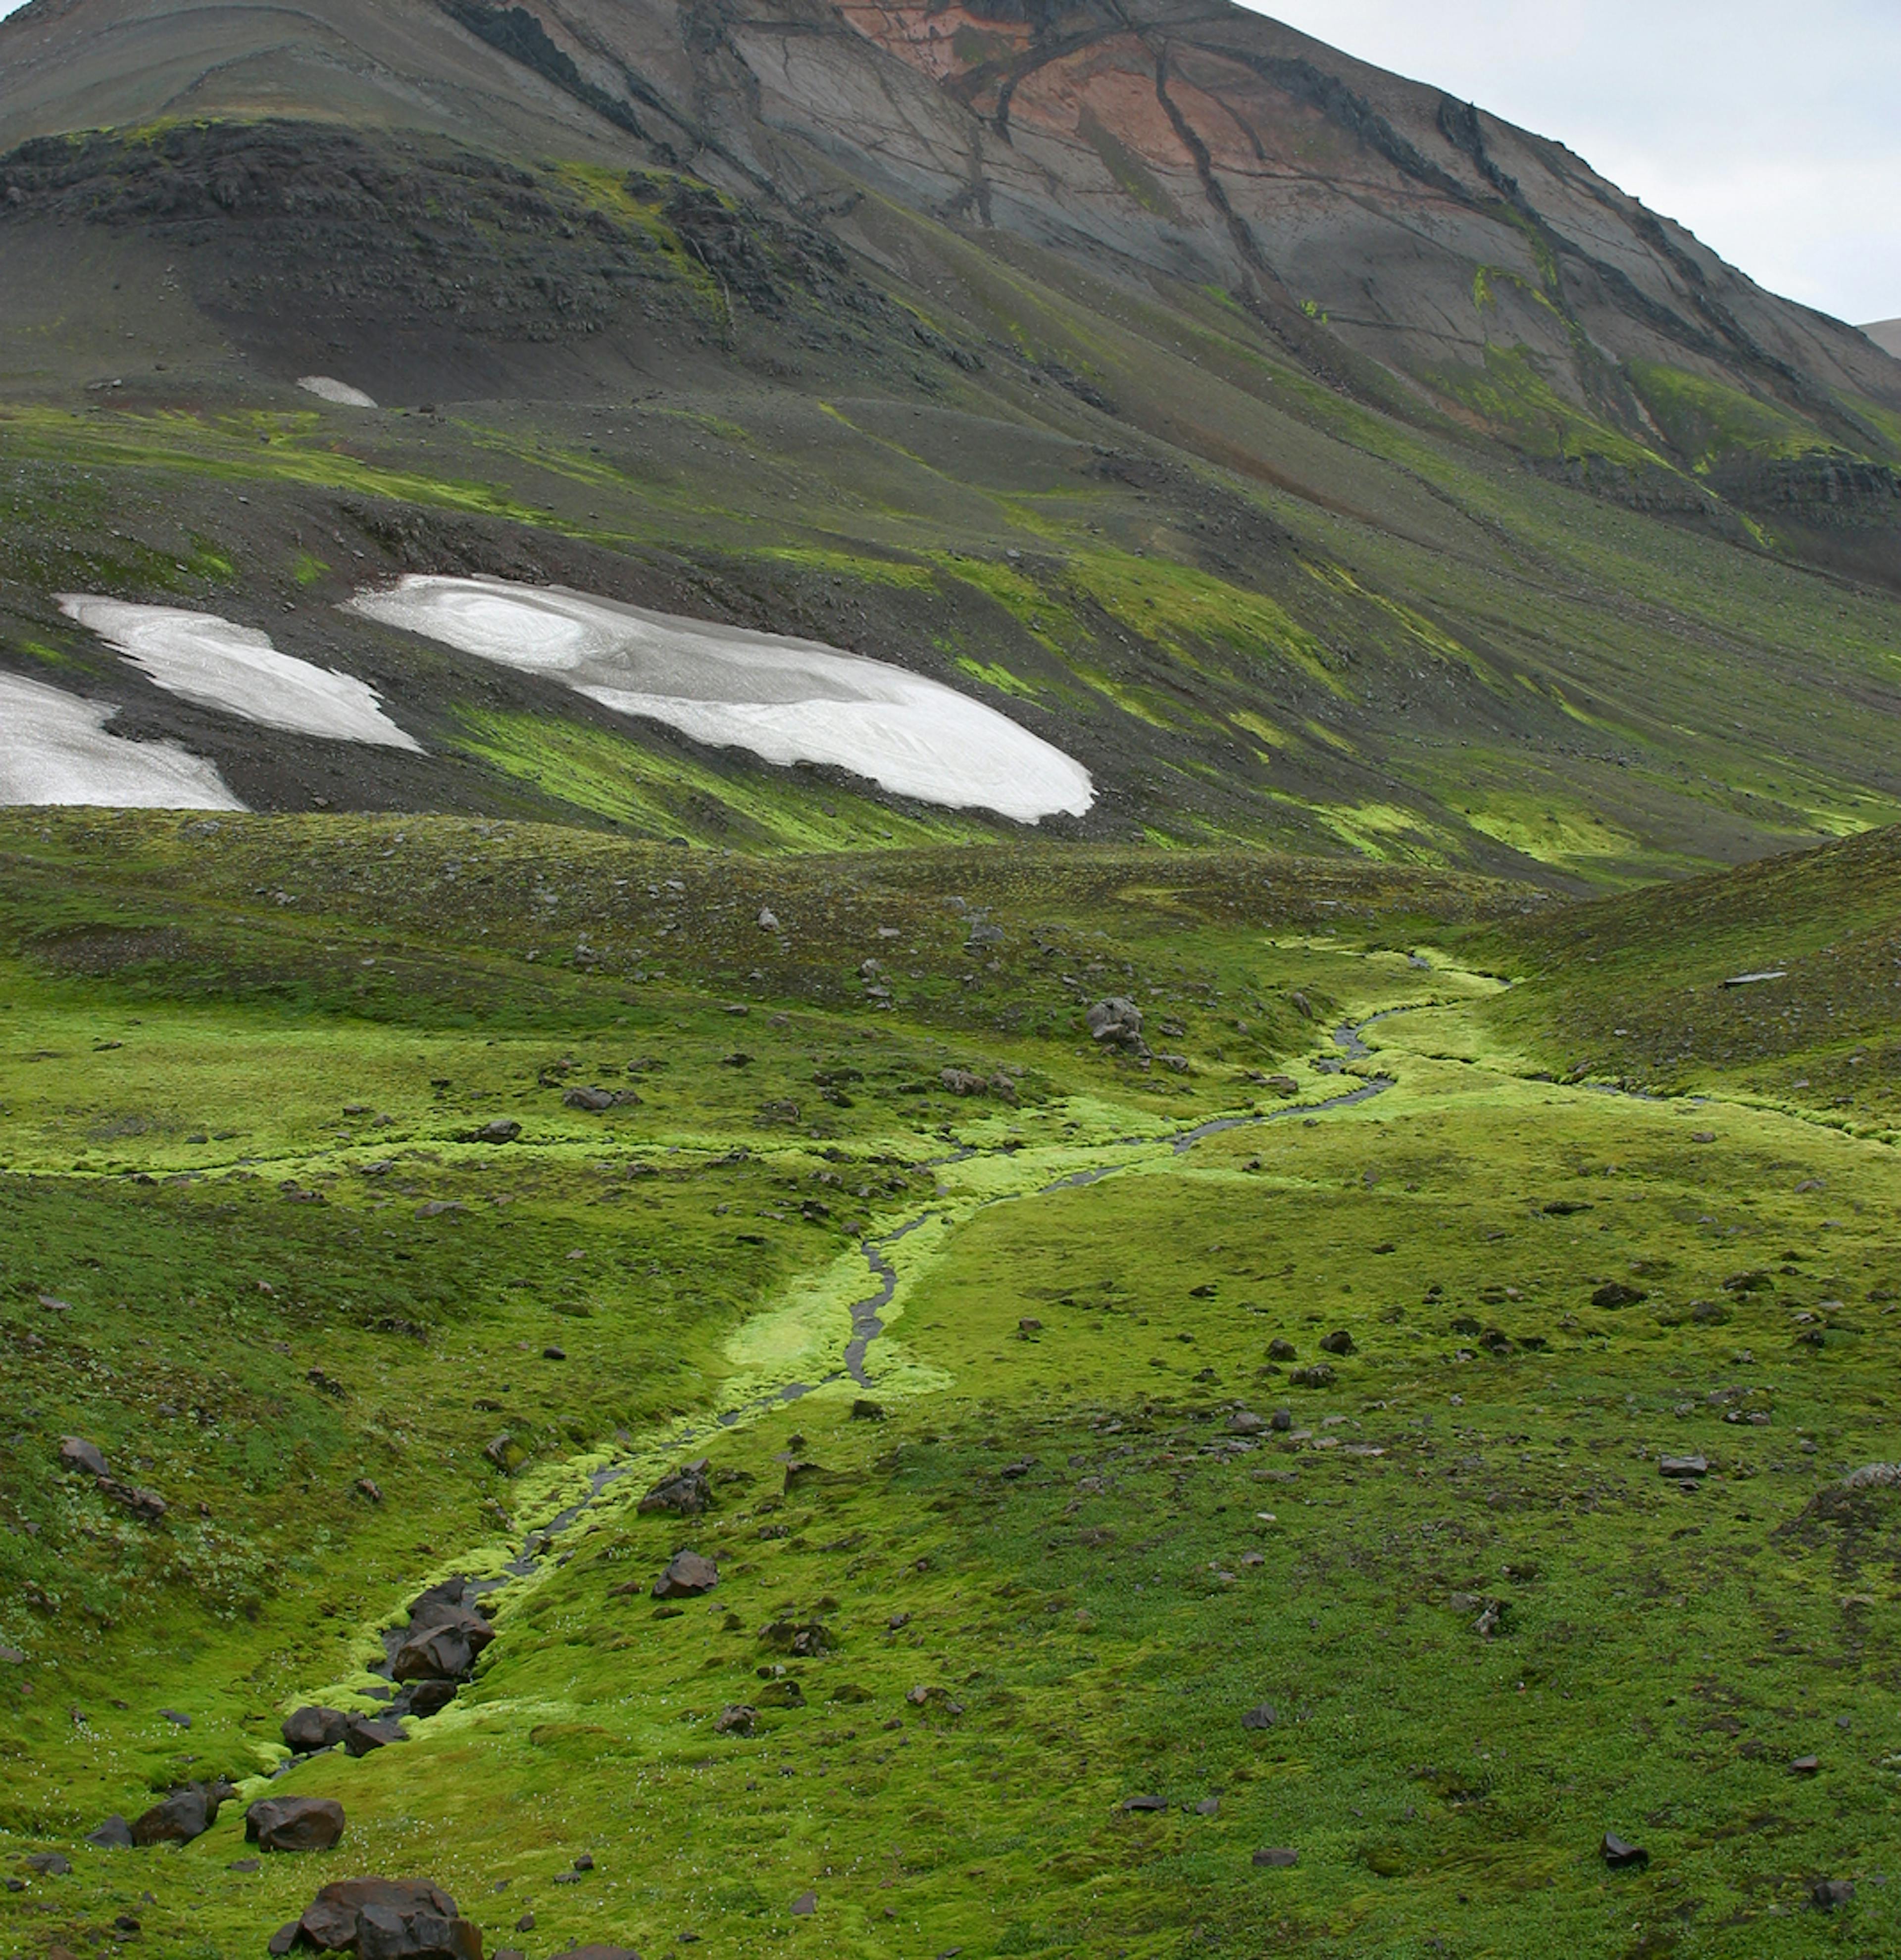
(0, 672), (245, 809)
(298, 376), (378, 408)
(347, 575), (1094, 822)
(60, 598), (422, 751)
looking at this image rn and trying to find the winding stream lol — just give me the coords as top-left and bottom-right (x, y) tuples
(299, 1007), (1410, 1745)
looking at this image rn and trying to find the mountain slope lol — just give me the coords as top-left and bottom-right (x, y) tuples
(1866, 319), (1901, 360)
(0, 0), (1898, 882)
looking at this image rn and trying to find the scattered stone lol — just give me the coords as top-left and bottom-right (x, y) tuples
(714, 1705), (758, 1737)
(1016, 1317), (1042, 1339)
(484, 1433), (527, 1475)
(393, 1582), (496, 1683)
(1811, 1878), (1855, 1910)
(1289, 1364), (1336, 1389)
(758, 908), (780, 931)
(160, 1708), (192, 1728)
(1269, 1408), (1293, 1432)
(1230, 1410), (1269, 1436)
(564, 1086), (616, 1111)
(280, 1877), (480, 1956)
(1086, 998), (1147, 1055)
(1252, 1847), (1299, 1868)
(229, 1858), (261, 1873)
(639, 1459), (712, 1516)
(851, 1399), (886, 1421)
(791, 1890), (818, 1916)
(1543, 1201), (1593, 1217)
(1791, 1755), (1821, 1775)
(402, 1681), (458, 1720)
(573, 1853), (595, 1872)
(283, 1707), (351, 1754)
(342, 1715), (406, 1757)
(757, 1679), (805, 1709)
(57, 1436), (108, 1478)
(1241, 1704), (1277, 1730)
(548, 1948), (642, 1960)
(356, 1478), (384, 1504)
(1473, 1600), (1504, 1640)
(1659, 1456), (1709, 1480)
(1842, 1463), (1901, 1491)
(1601, 1833), (1649, 1870)
(247, 1797), (347, 1853)
(132, 1782), (228, 1846)
(652, 1552), (719, 1600)
(1000, 1457), (1037, 1479)
(543, 1346), (567, 1361)
(0, 1646), (24, 1664)
(1267, 1339), (1298, 1362)
(1119, 1794), (1167, 1812)
(1592, 1283), (1648, 1309)
(96, 1476), (166, 1521)
(86, 1816), (134, 1850)
(1318, 1330), (1354, 1356)
(1195, 1796), (1220, 1816)
(26, 1853), (72, 1876)
(471, 1119), (522, 1145)
(940, 1067), (987, 1096)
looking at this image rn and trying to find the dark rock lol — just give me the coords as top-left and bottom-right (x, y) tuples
(471, 1120), (522, 1144)
(1601, 1832), (1649, 1869)
(1241, 1704), (1277, 1730)
(1318, 1330), (1355, 1356)
(1790, 1754), (1821, 1775)
(791, 1890), (818, 1916)
(652, 1552), (719, 1599)
(1269, 1408), (1293, 1432)
(283, 1707), (351, 1754)
(131, 1783), (224, 1846)
(1195, 1796), (1220, 1815)
(342, 1715), (406, 1757)
(713, 1704), (758, 1736)
(563, 1086), (615, 1111)
(86, 1815), (134, 1850)
(1119, 1793), (1167, 1812)
(547, 1948), (643, 1960)
(97, 1475), (167, 1521)
(1592, 1282), (1648, 1309)
(573, 1852), (595, 1872)
(1289, 1364), (1336, 1389)
(393, 1608), (493, 1682)
(1659, 1456), (1709, 1480)
(1543, 1201), (1594, 1217)
(160, 1708), (192, 1728)
(290, 1877), (479, 1957)
(26, 1853), (72, 1876)
(756, 1679), (805, 1709)
(999, 1457), (1037, 1479)
(940, 1067), (987, 1096)
(58, 1436), (109, 1478)
(269, 1923), (302, 1957)
(1016, 1317), (1043, 1338)
(1252, 1847), (1299, 1868)
(638, 1459), (712, 1516)
(1085, 998), (1147, 1054)
(542, 1346), (567, 1361)
(1229, 1410), (1269, 1435)
(850, 1399), (886, 1421)
(1267, 1339), (1298, 1362)
(229, 1858), (261, 1873)
(403, 1681), (458, 1720)
(1811, 1878), (1855, 1910)
(247, 1797), (347, 1853)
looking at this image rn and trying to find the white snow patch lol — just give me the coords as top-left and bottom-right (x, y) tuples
(59, 597), (423, 751)
(0, 672), (245, 809)
(298, 376), (378, 408)
(345, 575), (1095, 822)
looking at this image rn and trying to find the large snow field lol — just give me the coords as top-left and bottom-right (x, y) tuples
(60, 598), (423, 751)
(346, 575), (1095, 822)
(0, 672), (246, 809)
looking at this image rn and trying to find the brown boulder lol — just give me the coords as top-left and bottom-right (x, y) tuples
(247, 1797), (347, 1853)
(287, 1878), (481, 1956)
(651, 1552), (719, 1600)
(58, 1436), (108, 1478)
(131, 1782), (228, 1846)
(283, 1707), (351, 1754)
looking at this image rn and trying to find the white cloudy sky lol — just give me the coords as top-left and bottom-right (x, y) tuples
(1253, 0), (1900, 326)
(0, 0), (1893, 323)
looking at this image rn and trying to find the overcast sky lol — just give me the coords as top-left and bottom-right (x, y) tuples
(0, 0), (1893, 323)
(1254, 0), (1900, 326)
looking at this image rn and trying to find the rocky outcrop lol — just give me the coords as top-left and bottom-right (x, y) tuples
(270, 1878), (480, 1957)
(247, 1796), (348, 1853)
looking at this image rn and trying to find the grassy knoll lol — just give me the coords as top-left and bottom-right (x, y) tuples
(2, 815), (1900, 1959)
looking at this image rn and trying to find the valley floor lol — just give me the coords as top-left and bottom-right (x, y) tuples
(1, 816), (1897, 1959)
